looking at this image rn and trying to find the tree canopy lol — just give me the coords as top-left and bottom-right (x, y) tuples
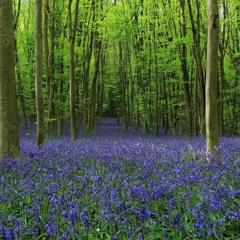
(12, 0), (240, 139)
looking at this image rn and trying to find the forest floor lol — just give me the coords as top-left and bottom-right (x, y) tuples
(0, 119), (240, 239)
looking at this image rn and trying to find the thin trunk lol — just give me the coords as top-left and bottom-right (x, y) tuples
(13, 0), (27, 129)
(83, 32), (94, 133)
(44, 0), (49, 97)
(187, 0), (206, 137)
(14, 38), (27, 129)
(218, 0), (228, 136)
(163, 75), (169, 135)
(68, 0), (80, 141)
(179, 0), (192, 137)
(97, 52), (105, 120)
(47, 0), (55, 138)
(86, 0), (103, 135)
(87, 41), (102, 135)
(58, 48), (65, 136)
(119, 43), (128, 131)
(193, 73), (200, 136)
(35, 0), (45, 146)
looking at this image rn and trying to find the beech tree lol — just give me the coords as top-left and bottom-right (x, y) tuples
(206, 0), (220, 154)
(7, 0), (240, 140)
(86, 0), (103, 135)
(68, 0), (80, 141)
(35, 0), (44, 146)
(44, 0), (56, 138)
(0, 0), (20, 158)
(179, 0), (192, 137)
(187, 0), (206, 137)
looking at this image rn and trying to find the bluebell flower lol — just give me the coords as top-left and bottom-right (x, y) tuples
(137, 233), (143, 240)
(138, 207), (151, 220)
(70, 199), (78, 208)
(49, 195), (58, 207)
(28, 151), (35, 158)
(7, 216), (23, 238)
(172, 215), (181, 227)
(168, 198), (176, 211)
(80, 210), (89, 228)
(45, 221), (57, 236)
(1, 225), (13, 240)
(1, 122), (239, 239)
(60, 193), (65, 206)
(226, 210), (240, 221)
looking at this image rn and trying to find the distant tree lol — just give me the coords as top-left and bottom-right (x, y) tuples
(179, 0), (192, 137)
(35, 0), (44, 146)
(218, 0), (228, 136)
(44, 0), (56, 138)
(87, 0), (103, 135)
(80, 1), (94, 134)
(7, 0), (240, 138)
(68, 0), (80, 141)
(206, 0), (219, 154)
(0, 0), (20, 158)
(187, 0), (206, 137)
(14, 0), (27, 129)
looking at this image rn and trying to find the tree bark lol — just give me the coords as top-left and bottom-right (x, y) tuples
(68, 0), (80, 141)
(118, 43), (128, 131)
(179, 0), (192, 137)
(86, 0), (103, 135)
(0, 0), (20, 158)
(218, 0), (228, 136)
(187, 0), (206, 137)
(47, 0), (55, 138)
(35, 0), (45, 146)
(206, 0), (219, 154)
(58, 46), (65, 136)
(13, 0), (27, 129)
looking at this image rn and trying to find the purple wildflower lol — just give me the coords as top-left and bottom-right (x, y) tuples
(45, 221), (57, 236)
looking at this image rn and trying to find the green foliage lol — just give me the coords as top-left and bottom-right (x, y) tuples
(13, 0), (240, 135)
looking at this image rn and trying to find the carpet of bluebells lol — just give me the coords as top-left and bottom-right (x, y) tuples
(0, 119), (240, 239)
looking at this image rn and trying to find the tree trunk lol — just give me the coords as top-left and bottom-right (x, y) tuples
(35, 0), (44, 146)
(162, 75), (169, 135)
(118, 43), (128, 131)
(218, 0), (228, 136)
(179, 0), (192, 137)
(43, 0), (49, 100)
(58, 48), (65, 136)
(187, 0), (206, 137)
(97, 52), (105, 121)
(0, 0), (20, 158)
(87, 39), (102, 135)
(86, 0), (103, 135)
(47, 0), (55, 138)
(13, 0), (27, 129)
(15, 38), (27, 129)
(68, 0), (80, 141)
(206, 0), (219, 154)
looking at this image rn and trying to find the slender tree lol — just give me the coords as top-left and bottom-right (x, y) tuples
(179, 0), (192, 137)
(35, 0), (44, 146)
(14, 0), (27, 129)
(7, 0), (240, 138)
(86, 0), (102, 135)
(218, 0), (228, 136)
(187, 0), (206, 137)
(47, 0), (56, 138)
(206, 0), (219, 154)
(68, 0), (80, 141)
(0, 0), (20, 158)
